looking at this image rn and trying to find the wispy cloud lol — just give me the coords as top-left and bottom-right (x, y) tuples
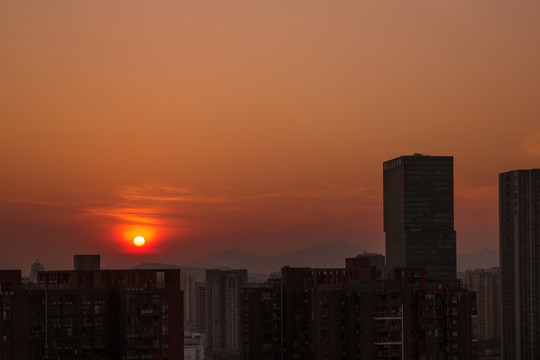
(82, 181), (373, 228)
(0, 196), (61, 207)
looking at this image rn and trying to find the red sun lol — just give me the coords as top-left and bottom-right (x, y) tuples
(116, 225), (157, 253)
(133, 236), (145, 247)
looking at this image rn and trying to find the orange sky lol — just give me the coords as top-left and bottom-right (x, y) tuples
(1, 1), (540, 270)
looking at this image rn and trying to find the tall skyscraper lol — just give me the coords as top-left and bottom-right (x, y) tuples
(195, 281), (207, 335)
(181, 271), (197, 332)
(206, 269), (247, 360)
(499, 169), (540, 359)
(465, 267), (501, 341)
(383, 154), (456, 279)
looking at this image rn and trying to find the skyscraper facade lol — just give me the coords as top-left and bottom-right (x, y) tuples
(206, 269), (247, 360)
(465, 267), (501, 340)
(181, 271), (197, 332)
(500, 169), (540, 359)
(383, 154), (456, 279)
(195, 281), (207, 335)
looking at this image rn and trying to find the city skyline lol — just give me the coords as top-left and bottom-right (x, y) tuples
(2, 1), (540, 270)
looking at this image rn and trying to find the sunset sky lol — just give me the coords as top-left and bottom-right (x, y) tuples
(2, 0), (540, 271)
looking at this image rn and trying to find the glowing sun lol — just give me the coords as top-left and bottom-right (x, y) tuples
(133, 236), (145, 247)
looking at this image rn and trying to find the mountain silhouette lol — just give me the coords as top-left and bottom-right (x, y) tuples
(185, 241), (366, 274)
(457, 248), (499, 271)
(134, 244), (498, 281)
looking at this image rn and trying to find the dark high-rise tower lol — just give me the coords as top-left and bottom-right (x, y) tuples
(206, 269), (247, 359)
(499, 169), (540, 360)
(383, 154), (456, 279)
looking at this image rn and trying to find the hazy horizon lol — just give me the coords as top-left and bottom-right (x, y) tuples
(4, 240), (499, 274)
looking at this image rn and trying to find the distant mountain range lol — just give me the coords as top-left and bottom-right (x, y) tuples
(185, 241), (366, 275)
(134, 241), (365, 281)
(457, 248), (499, 272)
(134, 242), (499, 282)
(185, 242), (500, 274)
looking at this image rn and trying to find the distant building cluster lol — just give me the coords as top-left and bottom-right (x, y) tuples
(1, 155), (538, 359)
(464, 267), (501, 341)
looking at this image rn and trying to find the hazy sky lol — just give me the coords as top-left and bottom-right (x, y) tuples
(2, 0), (540, 271)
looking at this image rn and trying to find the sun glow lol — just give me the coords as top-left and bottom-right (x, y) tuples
(133, 236), (145, 247)
(116, 225), (157, 253)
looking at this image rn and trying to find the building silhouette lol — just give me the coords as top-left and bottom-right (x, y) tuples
(195, 281), (207, 335)
(355, 251), (385, 267)
(73, 254), (100, 270)
(465, 267), (501, 341)
(0, 270), (24, 360)
(499, 169), (540, 359)
(29, 260), (44, 284)
(383, 154), (456, 279)
(0, 256), (183, 359)
(206, 269), (247, 360)
(240, 261), (477, 360)
(181, 271), (197, 332)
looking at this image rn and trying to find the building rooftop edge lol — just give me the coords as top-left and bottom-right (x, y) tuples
(383, 154), (453, 163)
